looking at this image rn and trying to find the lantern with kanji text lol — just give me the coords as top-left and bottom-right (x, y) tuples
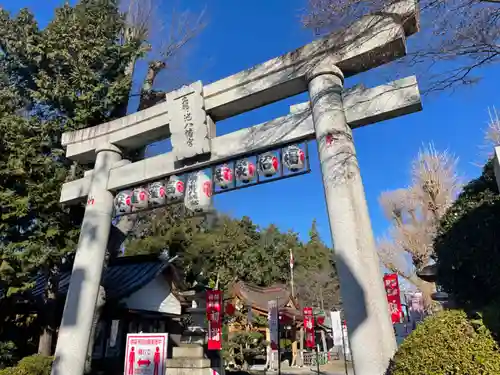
(283, 145), (305, 171)
(258, 152), (279, 177)
(131, 187), (149, 211)
(165, 175), (184, 201)
(114, 190), (132, 215)
(184, 171), (212, 213)
(235, 159), (256, 183)
(148, 181), (166, 206)
(214, 164), (233, 189)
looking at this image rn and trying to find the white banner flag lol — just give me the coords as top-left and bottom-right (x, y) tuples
(268, 300), (278, 348)
(330, 311), (342, 347)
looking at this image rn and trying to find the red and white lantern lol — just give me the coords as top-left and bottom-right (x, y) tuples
(148, 181), (166, 206)
(114, 190), (132, 215)
(166, 175), (185, 201)
(283, 145), (305, 171)
(131, 187), (149, 211)
(184, 171), (212, 213)
(235, 159), (256, 183)
(214, 164), (233, 189)
(258, 152), (279, 177)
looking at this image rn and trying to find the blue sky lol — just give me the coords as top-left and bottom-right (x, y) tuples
(4, 0), (498, 248)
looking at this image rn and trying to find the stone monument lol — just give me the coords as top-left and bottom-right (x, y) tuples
(52, 2), (422, 375)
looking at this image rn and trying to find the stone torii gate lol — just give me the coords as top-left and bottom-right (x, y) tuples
(52, 2), (421, 375)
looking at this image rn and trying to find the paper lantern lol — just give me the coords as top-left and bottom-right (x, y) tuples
(148, 181), (166, 206)
(166, 175), (185, 201)
(114, 190), (132, 215)
(259, 152), (279, 177)
(131, 187), (149, 211)
(214, 164), (233, 189)
(283, 145), (305, 171)
(226, 303), (236, 316)
(235, 159), (256, 183)
(184, 171), (212, 213)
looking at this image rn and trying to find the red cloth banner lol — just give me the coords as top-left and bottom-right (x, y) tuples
(303, 307), (315, 348)
(383, 273), (403, 324)
(206, 290), (222, 350)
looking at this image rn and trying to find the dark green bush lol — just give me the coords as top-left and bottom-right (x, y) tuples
(0, 355), (53, 375)
(388, 309), (500, 375)
(435, 159), (500, 308)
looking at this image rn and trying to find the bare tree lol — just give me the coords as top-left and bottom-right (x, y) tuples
(377, 145), (460, 310)
(117, 0), (206, 116)
(301, 0), (500, 93)
(485, 107), (500, 147)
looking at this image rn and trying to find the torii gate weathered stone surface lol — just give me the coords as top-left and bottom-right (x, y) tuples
(52, 2), (421, 375)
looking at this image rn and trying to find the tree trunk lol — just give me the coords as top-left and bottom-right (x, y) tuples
(38, 266), (59, 356)
(84, 285), (106, 374)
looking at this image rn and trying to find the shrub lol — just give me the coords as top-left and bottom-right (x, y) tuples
(0, 355), (53, 375)
(388, 309), (500, 375)
(435, 159), (500, 308)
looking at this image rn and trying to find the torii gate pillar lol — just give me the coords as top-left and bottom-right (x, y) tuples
(307, 60), (397, 374)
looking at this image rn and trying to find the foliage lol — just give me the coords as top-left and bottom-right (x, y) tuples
(0, 0), (139, 291)
(0, 355), (53, 375)
(377, 145), (459, 309)
(0, 342), (16, 369)
(125, 208), (340, 310)
(388, 309), (500, 375)
(434, 159), (500, 308)
(223, 331), (267, 370)
(302, 0), (500, 93)
(0, 0), (141, 359)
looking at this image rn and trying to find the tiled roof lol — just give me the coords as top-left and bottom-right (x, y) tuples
(31, 255), (170, 301)
(232, 281), (301, 319)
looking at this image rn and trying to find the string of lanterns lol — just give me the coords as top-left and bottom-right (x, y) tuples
(113, 143), (309, 217)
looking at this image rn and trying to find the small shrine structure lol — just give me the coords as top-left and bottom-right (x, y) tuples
(230, 281), (302, 327)
(229, 282), (302, 355)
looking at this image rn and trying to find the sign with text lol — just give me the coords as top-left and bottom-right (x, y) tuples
(268, 300), (278, 349)
(384, 273), (403, 324)
(124, 333), (168, 375)
(167, 81), (211, 161)
(206, 290), (222, 350)
(303, 307), (315, 348)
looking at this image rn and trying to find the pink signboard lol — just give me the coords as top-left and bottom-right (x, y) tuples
(124, 333), (168, 375)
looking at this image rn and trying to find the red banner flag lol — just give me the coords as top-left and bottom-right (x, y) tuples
(206, 290), (222, 350)
(383, 273), (403, 324)
(303, 307), (315, 348)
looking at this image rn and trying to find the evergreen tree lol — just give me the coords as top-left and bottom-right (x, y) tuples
(295, 220), (341, 310)
(0, 0), (141, 360)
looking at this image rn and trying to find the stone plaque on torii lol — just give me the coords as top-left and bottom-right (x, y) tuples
(52, 2), (421, 375)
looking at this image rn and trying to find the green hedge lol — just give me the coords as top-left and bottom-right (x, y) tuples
(388, 309), (500, 375)
(434, 159), (500, 308)
(0, 355), (53, 375)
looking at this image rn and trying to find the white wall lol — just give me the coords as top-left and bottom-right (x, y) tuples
(123, 276), (182, 315)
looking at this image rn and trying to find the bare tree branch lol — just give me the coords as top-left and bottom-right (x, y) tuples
(376, 145), (459, 309)
(302, 0), (500, 93)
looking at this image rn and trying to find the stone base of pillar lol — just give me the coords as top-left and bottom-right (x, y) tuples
(166, 344), (213, 375)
